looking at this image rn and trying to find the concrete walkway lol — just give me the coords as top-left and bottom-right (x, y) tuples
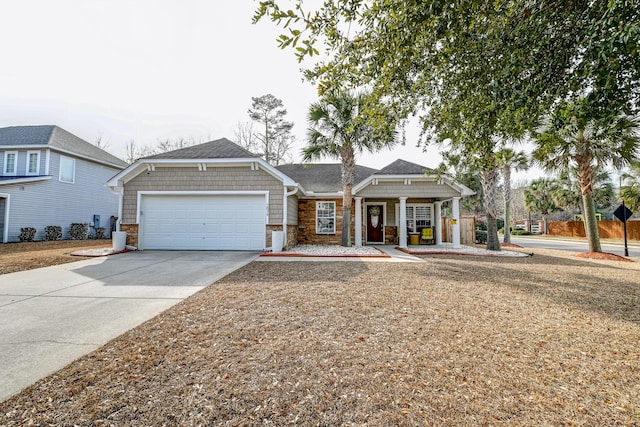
(0, 250), (257, 402)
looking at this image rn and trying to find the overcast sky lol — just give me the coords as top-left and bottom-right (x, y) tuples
(1, 0), (539, 181)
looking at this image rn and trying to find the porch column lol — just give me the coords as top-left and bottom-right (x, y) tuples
(399, 197), (408, 249)
(452, 197), (461, 249)
(354, 197), (363, 247)
(435, 201), (443, 245)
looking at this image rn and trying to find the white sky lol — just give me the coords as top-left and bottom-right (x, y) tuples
(0, 0), (540, 181)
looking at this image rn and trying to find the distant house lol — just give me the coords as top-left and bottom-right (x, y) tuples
(107, 138), (474, 250)
(0, 125), (128, 242)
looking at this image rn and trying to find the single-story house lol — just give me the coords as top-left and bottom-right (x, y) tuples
(0, 125), (129, 242)
(106, 138), (474, 250)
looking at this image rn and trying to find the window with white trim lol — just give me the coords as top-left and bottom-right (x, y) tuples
(4, 151), (17, 175)
(401, 204), (433, 233)
(59, 156), (75, 183)
(26, 151), (40, 175)
(316, 201), (336, 234)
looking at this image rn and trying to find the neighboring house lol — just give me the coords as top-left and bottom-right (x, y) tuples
(107, 138), (474, 251)
(0, 125), (129, 242)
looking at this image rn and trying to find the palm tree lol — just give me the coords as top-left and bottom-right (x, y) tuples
(620, 160), (640, 212)
(524, 178), (560, 234)
(495, 148), (529, 244)
(304, 91), (399, 246)
(533, 99), (640, 252)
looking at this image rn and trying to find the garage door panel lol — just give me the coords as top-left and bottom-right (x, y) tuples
(141, 195), (266, 250)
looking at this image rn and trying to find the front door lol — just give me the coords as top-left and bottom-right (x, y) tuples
(366, 204), (384, 243)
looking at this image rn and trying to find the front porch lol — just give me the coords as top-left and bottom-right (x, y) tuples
(353, 196), (463, 249)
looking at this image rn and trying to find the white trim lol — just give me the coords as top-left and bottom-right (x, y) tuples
(364, 202), (386, 244)
(107, 157), (296, 188)
(45, 149), (50, 175)
(26, 151), (41, 175)
(0, 176), (51, 186)
(399, 197), (408, 249)
(59, 156), (75, 183)
(353, 174), (475, 197)
(0, 144), (125, 169)
(354, 197), (363, 246)
(315, 200), (336, 235)
(283, 185), (298, 248)
(136, 190), (270, 250)
(3, 151), (17, 175)
(0, 193), (9, 243)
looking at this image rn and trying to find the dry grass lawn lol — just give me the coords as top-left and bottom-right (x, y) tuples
(0, 240), (111, 274)
(1, 249), (639, 425)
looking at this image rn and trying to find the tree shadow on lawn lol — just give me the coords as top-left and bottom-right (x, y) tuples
(414, 253), (640, 325)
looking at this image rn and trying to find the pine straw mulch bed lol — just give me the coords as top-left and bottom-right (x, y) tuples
(2, 249), (639, 426)
(0, 240), (112, 275)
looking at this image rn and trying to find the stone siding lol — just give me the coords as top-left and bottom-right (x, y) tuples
(266, 224), (299, 250)
(119, 223), (139, 247)
(298, 199), (347, 245)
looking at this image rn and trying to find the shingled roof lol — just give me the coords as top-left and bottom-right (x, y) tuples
(276, 163), (379, 193)
(145, 138), (257, 160)
(376, 159), (434, 175)
(0, 125), (128, 168)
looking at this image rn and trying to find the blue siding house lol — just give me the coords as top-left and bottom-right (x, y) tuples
(0, 125), (128, 242)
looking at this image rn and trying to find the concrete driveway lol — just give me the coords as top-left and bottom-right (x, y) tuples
(0, 250), (258, 402)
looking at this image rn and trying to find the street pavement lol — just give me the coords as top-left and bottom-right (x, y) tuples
(508, 235), (640, 258)
(0, 250), (257, 402)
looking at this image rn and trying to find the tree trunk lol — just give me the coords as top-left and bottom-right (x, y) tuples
(582, 193), (602, 252)
(481, 167), (501, 251)
(340, 144), (356, 247)
(503, 166), (512, 244)
(575, 139), (601, 253)
(342, 206), (351, 247)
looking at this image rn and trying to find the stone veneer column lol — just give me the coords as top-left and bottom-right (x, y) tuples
(399, 197), (408, 249)
(435, 201), (443, 245)
(354, 197), (363, 247)
(452, 197), (461, 249)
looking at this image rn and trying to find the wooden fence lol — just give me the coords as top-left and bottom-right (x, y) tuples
(548, 220), (640, 241)
(441, 216), (476, 245)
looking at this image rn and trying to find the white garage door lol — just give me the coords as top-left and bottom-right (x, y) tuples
(141, 194), (266, 250)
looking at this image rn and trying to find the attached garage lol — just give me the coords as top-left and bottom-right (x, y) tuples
(139, 192), (267, 250)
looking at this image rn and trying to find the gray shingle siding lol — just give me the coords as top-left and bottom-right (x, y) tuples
(357, 181), (460, 198)
(287, 194), (298, 224)
(1, 152), (121, 241)
(122, 166), (284, 224)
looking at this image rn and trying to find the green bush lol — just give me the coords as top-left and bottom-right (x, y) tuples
(475, 229), (487, 244)
(69, 223), (89, 240)
(19, 227), (36, 242)
(44, 225), (62, 241)
(512, 229), (532, 236)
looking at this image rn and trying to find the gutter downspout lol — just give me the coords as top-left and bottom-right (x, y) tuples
(108, 185), (124, 232)
(282, 185), (298, 249)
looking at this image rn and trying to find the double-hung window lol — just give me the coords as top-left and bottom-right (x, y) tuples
(26, 151), (40, 175)
(4, 151), (17, 175)
(403, 204), (432, 233)
(316, 201), (336, 234)
(59, 156), (75, 183)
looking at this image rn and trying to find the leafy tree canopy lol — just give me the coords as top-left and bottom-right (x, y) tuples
(255, 0), (640, 129)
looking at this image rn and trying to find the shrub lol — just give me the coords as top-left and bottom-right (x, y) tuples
(44, 225), (62, 241)
(69, 223), (89, 240)
(95, 227), (106, 239)
(475, 229), (487, 244)
(19, 227), (36, 242)
(512, 229), (532, 236)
